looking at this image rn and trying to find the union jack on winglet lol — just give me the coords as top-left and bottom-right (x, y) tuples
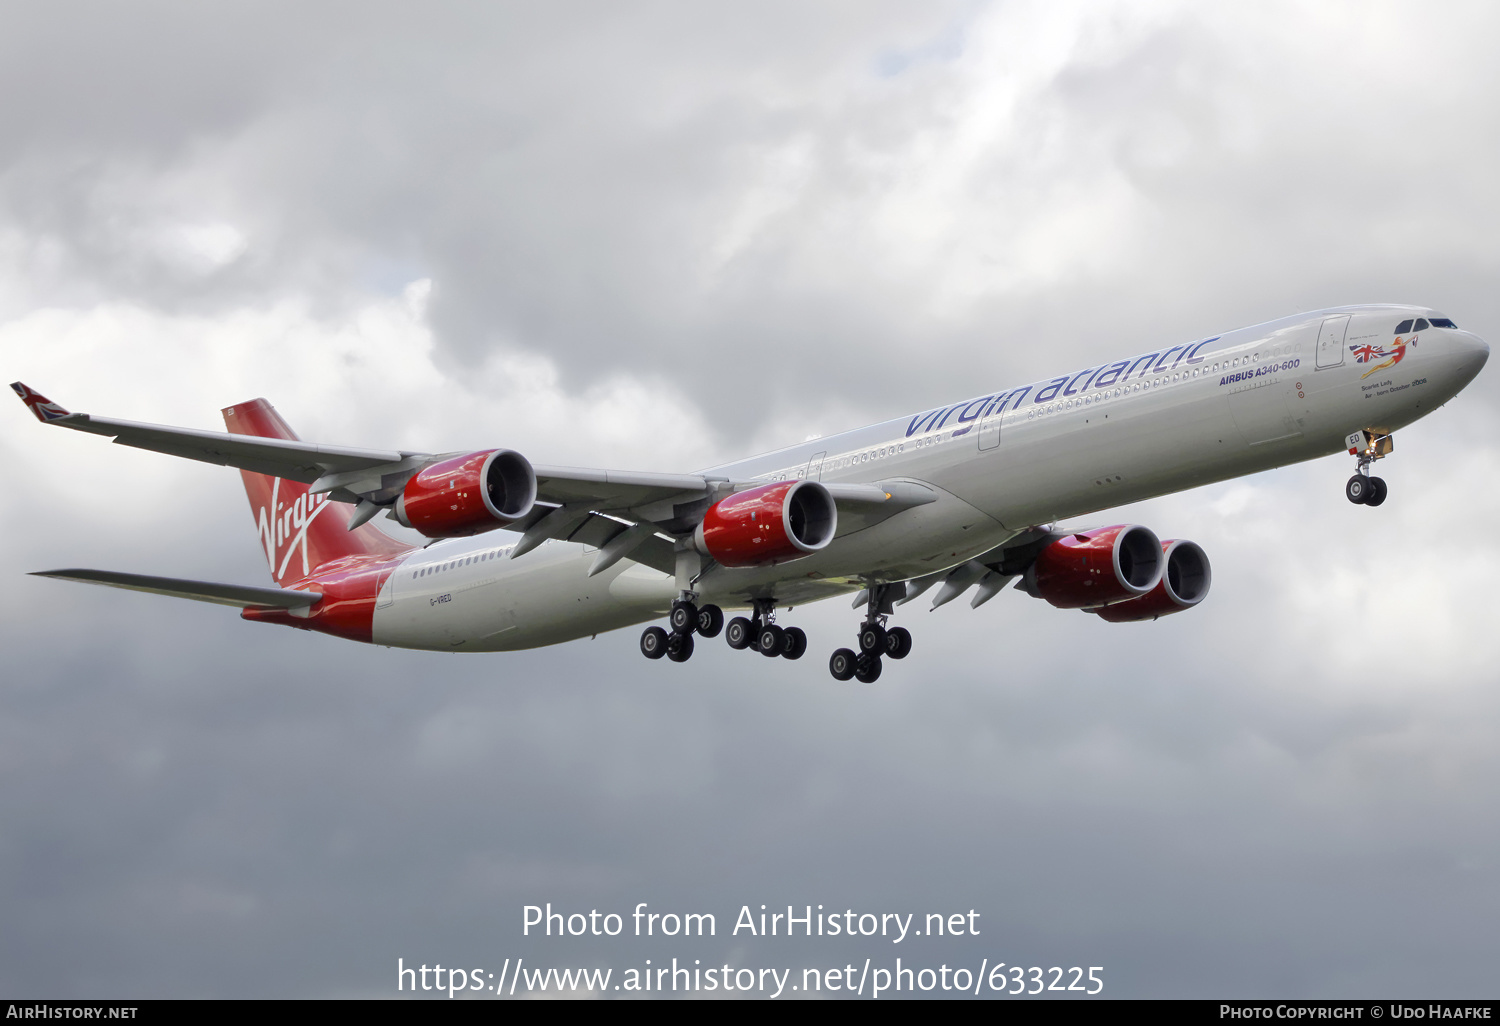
(9, 382), (71, 422)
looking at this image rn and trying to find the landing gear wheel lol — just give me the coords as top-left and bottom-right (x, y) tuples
(1365, 476), (1388, 507)
(758, 624), (785, 658)
(1345, 475), (1372, 505)
(640, 626), (668, 660)
(781, 627), (807, 660)
(829, 648), (857, 681)
(884, 626), (912, 660)
(696, 604), (724, 638)
(725, 616), (754, 650)
(854, 653), (883, 683)
(858, 623), (887, 655)
(667, 632), (694, 662)
(669, 601), (699, 635)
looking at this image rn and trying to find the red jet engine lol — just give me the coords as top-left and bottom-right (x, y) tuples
(1094, 540), (1211, 622)
(694, 481), (836, 568)
(393, 449), (537, 539)
(1029, 524), (1163, 609)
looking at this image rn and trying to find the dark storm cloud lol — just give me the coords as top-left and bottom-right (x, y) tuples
(2, 0), (1499, 999)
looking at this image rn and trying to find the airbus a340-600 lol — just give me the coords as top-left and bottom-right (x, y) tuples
(13, 305), (1488, 682)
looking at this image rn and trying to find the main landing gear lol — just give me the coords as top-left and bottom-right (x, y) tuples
(725, 599), (807, 660)
(829, 583), (912, 684)
(640, 596), (724, 663)
(641, 595), (810, 663)
(1345, 429), (1392, 507)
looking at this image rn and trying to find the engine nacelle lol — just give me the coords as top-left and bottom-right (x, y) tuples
(1029, 524), (1163, 609)
(694, 481), (836, 568)
(393, 449), (537, 539)
(1094, 540), (1211, 622)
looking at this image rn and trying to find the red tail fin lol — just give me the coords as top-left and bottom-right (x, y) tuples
(223, 400), (412, 585)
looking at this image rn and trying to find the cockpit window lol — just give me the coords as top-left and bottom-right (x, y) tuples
(1412, 318), (1430, 331)
(1430, 317), (1457, 329)
(1394, 319), (1414, 333)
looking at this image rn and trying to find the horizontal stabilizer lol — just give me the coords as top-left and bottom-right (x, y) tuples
(30, 569), (320, 609)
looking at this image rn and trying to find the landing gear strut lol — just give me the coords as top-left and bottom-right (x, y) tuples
(640, 544), (725, 663)
(830, 582), (911, 683)
(1345, 430), (1391, 506)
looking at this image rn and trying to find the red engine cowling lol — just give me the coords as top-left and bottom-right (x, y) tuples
(1029, 524), (1163, 609)
(1094, 540), (1211, 622)
(694, 481), (836, 568)
(393, 449), (537, 539)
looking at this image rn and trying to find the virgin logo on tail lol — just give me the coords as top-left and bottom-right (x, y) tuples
(255, 477), (335, 583)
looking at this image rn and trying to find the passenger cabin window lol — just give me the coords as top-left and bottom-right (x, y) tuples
(1431, 317), (1457, 328)
(1394, 319), (1414, 333)
(1412, 318), (1430, 332)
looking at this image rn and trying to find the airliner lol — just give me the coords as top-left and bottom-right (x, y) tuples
(13, 304), (1488, 682)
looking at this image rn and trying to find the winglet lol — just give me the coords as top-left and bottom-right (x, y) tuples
(10, 382), (72, 423)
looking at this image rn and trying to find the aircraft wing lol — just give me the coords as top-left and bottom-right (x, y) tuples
(30, 569), (320, 609)
(11, 383), (934, 568)
(11, 382), (710, 507)
(11, 382), (414, 483)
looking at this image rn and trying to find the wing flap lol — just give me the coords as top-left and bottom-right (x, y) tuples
(563, 513), (676, 575)
(30, 569), (320, 609)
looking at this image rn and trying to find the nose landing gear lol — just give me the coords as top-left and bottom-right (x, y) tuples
(831, 583), (912, 682)
(1344, 474), (1387, 506)
(1344, 430), (1392, 506)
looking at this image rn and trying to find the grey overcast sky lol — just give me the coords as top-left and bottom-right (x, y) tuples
(2, 0), (1498, 999)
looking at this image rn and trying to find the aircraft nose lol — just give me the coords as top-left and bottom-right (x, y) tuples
(1453, 330), (1490, 380)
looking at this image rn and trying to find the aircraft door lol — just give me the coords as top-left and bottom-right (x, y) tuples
(1315, 315), (1350, 369)
(803, 451), (826, 480)
(977, 398), (1004, 451)
(375, 563), (399, 608)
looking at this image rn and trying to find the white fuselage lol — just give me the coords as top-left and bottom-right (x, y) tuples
(371, 305), (1489, 651)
